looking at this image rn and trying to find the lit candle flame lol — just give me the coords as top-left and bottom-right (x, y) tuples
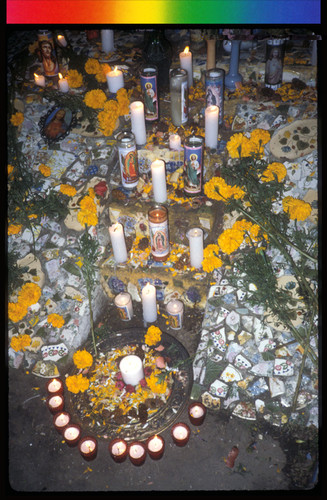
(184, 46), (189, 54)
(58, 73), (63, 80)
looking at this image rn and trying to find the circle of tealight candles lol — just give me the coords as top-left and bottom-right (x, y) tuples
(171, 422), (191, 446)
(46, 377), (64, 396)
(128, 441), (147, 466)
(188, 401), (207, 426)
(109, 438), (128, 463)
(47, 394), (64, 414)
(63, 423), (81, 447)
(146, 435), (165, 460)
(53, 411), (71, 433)
(79, 437), (98, 461)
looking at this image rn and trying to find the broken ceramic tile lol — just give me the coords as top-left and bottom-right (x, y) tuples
(210, 327), (227, 352)
(237, 289), (247, 302)
(24, 336), (44, 353)
(234, 354), (252, 370)
(275, 346), (291, 358)
(226, 311), (240, 332)
(274, 359), (294, 376)
(253, 318), (273, 344)
(227, 331), (235, 341)
(220, 364), (243, 383)
(255, 399), (265, 414)
(250, 361), (274, 377)
(232, 401), (256, 420)
(32, 360), (60, 378)
(247, 377), (268, 397)
(41, 343), (68, 362)
(223, 383), (240, 409)
(209, 379), (229, 398)
(238, 330), (253, 345)
(258, 338), (276, 353)
(225, 342), (243, 363)
(268, 377), (285, 397)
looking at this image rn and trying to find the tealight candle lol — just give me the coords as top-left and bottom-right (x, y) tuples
(46, 377), (64, 395)
(141, 282), (157, 323)
(109, 223), (128, 264)
(128, 441), (147, 466)
(119, 355), (144, 386)
(58, 73), (69, 93)
(171, 422), (191, 446)
(101, 29), (114, 53)
(79, 437), (98, 461)
(205, 105), (219, 149)
(151, 159), (167, 203)
(57, 34), (67, 47)
(114, 292), (133, 321)
(106, 66), (124, 93)
(146, 435), (165, 460)
(63, 423), (81, 447)
(109, 438), (128, 463)
(53, 411), (71, 433)
(166, 299), (184, 330)
(179, 46), (193, 88)
(187, 227), (204, 269)
(34, 73), (45, 87)
(47, 394), (64, 414)
(169, 134), (181, 151)
(188, 401), (207, 426)
(130, 101), (147, 146)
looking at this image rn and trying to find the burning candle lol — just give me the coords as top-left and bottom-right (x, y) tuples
(119, 355), (144, 386)
(34, 73), (45, 87)
(101, 29), (114, 53)
(188, 227), (204, 269)
(166, 299), (184, 330)
(128, 441), (147, 466)
(106, 66), (124, 93)
(114, 292), (133, 321)
(47, 394), (64, 414)
(53, 411), (71, 433)
(109, 438), (128, 463)
(141, 282), (157, 323)
(151, 159), (167, 203)
(58, 73), (69, 93)
(179, 46), (193, 88)
(169, 134), (181, 151)
(188, 401), (207, 426)
(146, 435), (165, 460)
(109, 223), (128, 264)
(63, 424), (81, 447)
(57, 34), (67, 47)
(130, 101), (147, 146)
(46, 378), (64, 395)
(79, 437), (98, 461)
(205, 105), (219, 149)
(171, 422), (191, 446)
(148, 205), (170, 262)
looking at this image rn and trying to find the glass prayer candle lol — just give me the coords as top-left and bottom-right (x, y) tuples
(79, 437), (98, 461)
(170, 67), (188, 127)
(46, 377), (64, 395)
(53, 411), (71, 433)
(183, 136), (204, 196)
(47, 394), (64, 414)
(140, 64), (159, 121)
(114, 292), (133, 321)
(146, 435), (165, 460)
(148, 205), (170, 261)
(166, 299), (184, 330)
(171, 422), (190, 446)
(265, 39), (286, 90)
(63, 423), (81, 447)
(188, 401), (207, 426)
(116, 131), (139, 190)
(205, 68), (225, 126)
(128, 441), (147, 466)
(109, 438), (128, 463)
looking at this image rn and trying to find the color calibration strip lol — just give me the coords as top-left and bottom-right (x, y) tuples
(6, 0), (321, 24)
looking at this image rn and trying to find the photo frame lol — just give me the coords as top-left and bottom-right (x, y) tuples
(39, 105), (77, 144)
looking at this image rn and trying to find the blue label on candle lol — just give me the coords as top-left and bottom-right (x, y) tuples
(140, 74), (159, 121)
(184, 144), (203, 194)
(205, 78), (224, 125)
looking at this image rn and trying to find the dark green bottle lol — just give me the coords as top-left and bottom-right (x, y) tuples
(143, 30), (172, 91)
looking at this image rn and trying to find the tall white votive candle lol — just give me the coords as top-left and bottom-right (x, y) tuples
(58, 73), (69, 93)
(101, 29), (114, 53)
(151, 159), (167, 203)
(169, 134), (181, 151)
(130, 101), (147, 146)
(179, 46), (193, 88)
(119, 355), (144, 386)
(57, 34), (67, 47)
(205, 105), (219, 149)
(188, 227), (204, 269)
(34, 73), (45, 87)
(109, 223), (128, 263)
(106, 66), (124, 93)
(142, 283), (157, 323)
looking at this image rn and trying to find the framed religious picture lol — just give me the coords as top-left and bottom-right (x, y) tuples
(39, 106), (77, 144)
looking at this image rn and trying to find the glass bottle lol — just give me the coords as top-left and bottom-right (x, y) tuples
(143, 30), (172, 91)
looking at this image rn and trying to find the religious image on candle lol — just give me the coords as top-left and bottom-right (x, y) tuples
(117, 131), (139, 190)
(184, 136), (204, 195)
(148, 206), (170, 261)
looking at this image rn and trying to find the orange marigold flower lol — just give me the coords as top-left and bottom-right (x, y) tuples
(47, 313), (65, 328)
(218, 228), (244, 255)
(73, 349), (93, 369)
(10, 334), (31, 352)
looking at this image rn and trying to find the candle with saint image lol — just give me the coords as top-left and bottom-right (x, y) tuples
(151, 159), (167, 203)
(171, 422), (190, 446)
(128, 441), (147, 466)
(106, 66), (124, 93)
(188, 227), (204, 269)
(79, 436), (98, 460)
(166, 299), (184, 330)
(101, 29), (114, 53)
(205, 105), (219, 149)
(58, 73), (69, 93)
(114, 292), (133, 321)
(57, 34), (67, 47)
(169, 134), (181, 151)
(109, 223), (128, 263)
(119, 355), (144, 386)
(109, 438), (128, 463)
(34, 73), (45, 87)
(179, 46), (193, 88)
(141, 282), (157, 323)
(130, 101), (147, 146)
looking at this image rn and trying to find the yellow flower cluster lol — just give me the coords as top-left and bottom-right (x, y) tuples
(202, 244), (223, 273)
(66, 69), (83, 88)
(226, 129), (270, 158)
(47, 313), (65, 328)
(204, 176), (245, 202)
(97, 88), (130, 136)
(84, 89), (107, 109)
(8, 223), (23, 235)
(66, 373), (90, 394)
(217, 219), (268, 256)
(146, 370), (168, 394)
(261, 162), (287, 183)
(38, 164), (51, 177)
(84, 58), (111, 83)
(282, 196), (312, 221)
(77, 194), (98, 227)
(144, 325), (162, 346)
(59, 184), (77, 196)
(10, 334), (32, 352)
(8, 282), (42, 323)
(10, 112), (24, 127)
(73, 349), (93, 369)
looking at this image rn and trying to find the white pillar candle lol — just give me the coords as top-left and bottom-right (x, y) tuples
(119, 355), (144, 386)
(173, 425), (188, 440)
(58, 73), (69, 93)
(109, 223), (128, 263)
(205, 105), (219, 149)
(151, 159), (167, 203)
(129, 444), (145, 459)
(114, 292), (133, 320)
(57, 34), (67, 47)
(188, 227), (204, 269)
(80, 439), (96, 453)
(101, 29), (114, 53)
(34, 73), (45, 87)
(179, 46), (193, 88)
(169, 134), (181, 151)
(111, 441), (127, 456)
(106, 66), (124, 93)
(130, 101), (147, 146)
(142, 282), (157, 323)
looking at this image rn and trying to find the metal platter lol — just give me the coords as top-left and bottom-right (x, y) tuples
(65, 328), (193, 441)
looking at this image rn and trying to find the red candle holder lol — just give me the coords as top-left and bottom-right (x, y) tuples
(146, 435), (165, 460)
(79, 437), (98, 461)
(188, 401), (206, 426)
(109, 438), (128, 463)
(62, 423), (81, 447)
(53, 411), (71, 434)
(171, 422), (190, 447)
(47, 394), (64, 414)
(45, 377), (64, 396)
(128, 441), (147, 466)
